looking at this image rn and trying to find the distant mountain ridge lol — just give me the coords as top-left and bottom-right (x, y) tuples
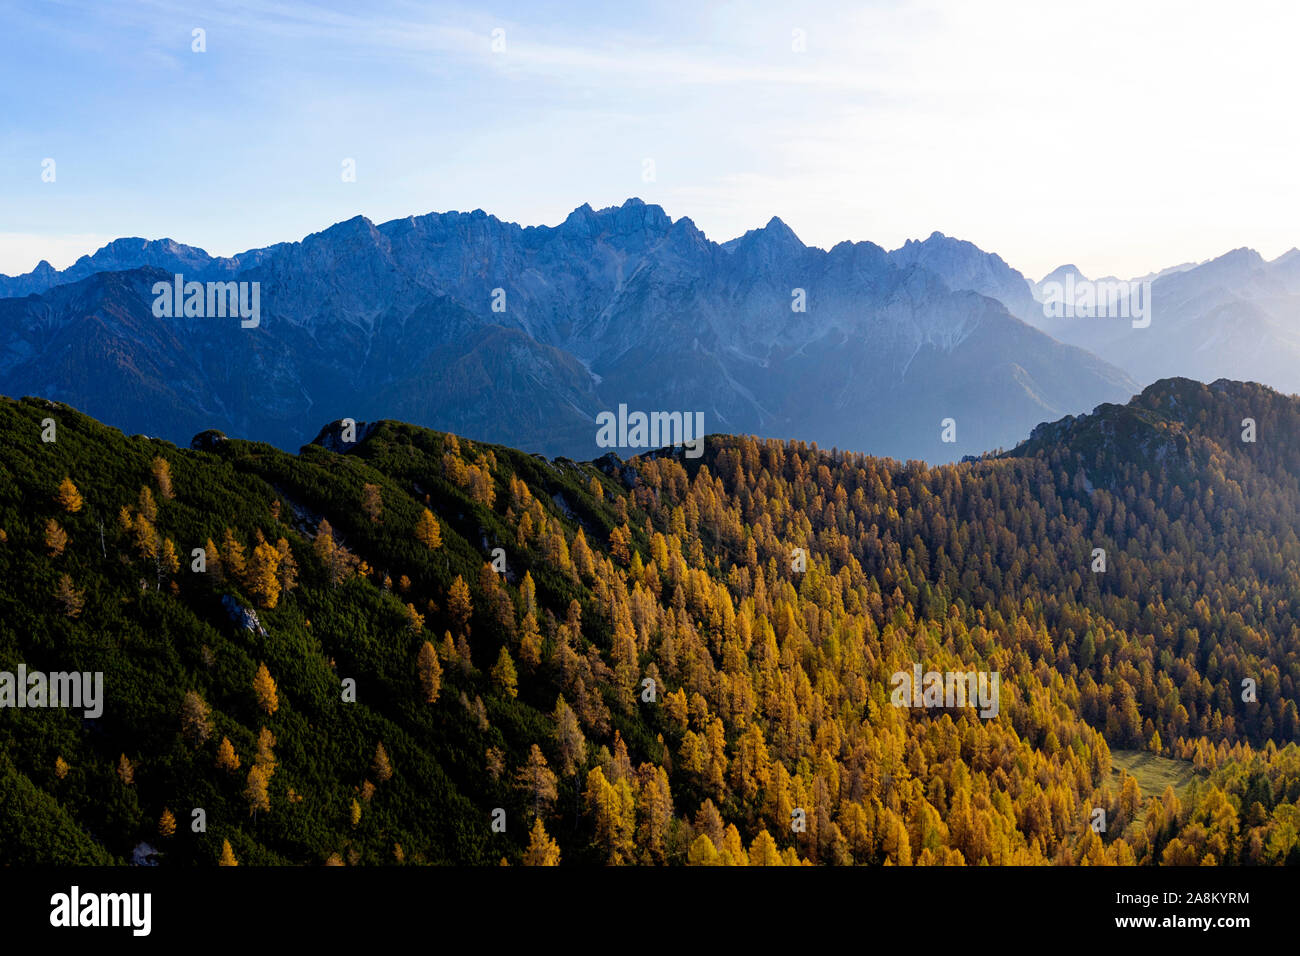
(1014, 251), (1300, 397)
(0, 237), (282, 299)
(0, 199), (1138, 461)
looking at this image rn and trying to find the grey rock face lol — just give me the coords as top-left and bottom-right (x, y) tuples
(221, 594), (267, 637)
(0, 200), (1140, 462)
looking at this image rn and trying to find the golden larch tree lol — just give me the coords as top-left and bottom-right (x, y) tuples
(132, 516), (158, 561)
(523, 818), (561, 866)
(218, 840), (238, 866)
(609, 525), (631, 565)
(415, 508), (442, 549)
(56, 477), (83, 513)
(45, 518), (68, 557)
(275, 538), (298, 593)
(417, 640), (442, 703)
(447, 575), (472, 635)
(372, 742), (393, 783)
(162, 538), (180, 576)
(520, 572), (536, 616)
(246, 541), (282, 609)
(518, 611), (542, 671)
(151, 457), (175, 500)
(252, 662), (279, 715)
(180, 690), (212, 744)
(137, 486), (158, 524)
(687, 833), (721, 866)
(492, 646), (518, 698)
(313, 518), (359, 586)
(748, 829), (783, 866)
(583, 766), (636, 864)
(515, 744), (557, 817)
(552, 696), (586, 777)
(255, 727), (277, 775)
(54, 574), (84, 618)
(216, 737), (241, 772)
(245, 763), (271, 817)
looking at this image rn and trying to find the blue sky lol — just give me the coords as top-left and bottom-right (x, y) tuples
(3, 0), (1299, 280)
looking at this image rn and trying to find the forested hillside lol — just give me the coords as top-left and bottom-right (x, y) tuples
(0, 377), (1297, 866)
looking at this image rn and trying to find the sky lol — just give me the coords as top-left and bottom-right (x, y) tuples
(2, 0), (1299, 281)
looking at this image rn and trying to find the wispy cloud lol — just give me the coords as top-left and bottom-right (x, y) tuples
(4, 0), (1300, 279)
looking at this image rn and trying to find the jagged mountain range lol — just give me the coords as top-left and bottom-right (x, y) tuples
(10, 198), (1281, 461)
(1025, 252), (1300, 395)
(802, 228), (1300, 400)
